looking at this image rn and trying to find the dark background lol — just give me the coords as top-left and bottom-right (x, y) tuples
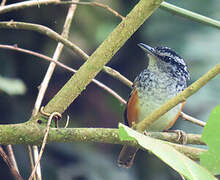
(0, 0), (220, 179)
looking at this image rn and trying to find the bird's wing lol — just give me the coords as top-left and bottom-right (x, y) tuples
(124, 87), (139, 127)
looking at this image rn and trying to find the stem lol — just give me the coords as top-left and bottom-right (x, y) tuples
(37, 0), (163, 116)
(160, 2), (220, 30)
(181, 112), (206, 127)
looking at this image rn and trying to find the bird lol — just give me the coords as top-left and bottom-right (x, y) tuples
(117, 43), (190, 168)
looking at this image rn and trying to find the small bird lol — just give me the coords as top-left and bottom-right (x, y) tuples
(118, 43), (190, 168)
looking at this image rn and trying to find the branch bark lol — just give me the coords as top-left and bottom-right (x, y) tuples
(0, 123), (205, 161)
(28, 0), (163, 122)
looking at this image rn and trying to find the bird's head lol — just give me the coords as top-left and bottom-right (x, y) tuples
(138, 43), (190, 80)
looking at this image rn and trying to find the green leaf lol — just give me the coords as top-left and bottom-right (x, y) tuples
(119, 123), (216, 180)
(0, 76), (26, 95)
(200, 105), (220, 175)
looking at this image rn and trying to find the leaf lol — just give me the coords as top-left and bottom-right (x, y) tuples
(119, 123), (216, 180)
(200, 105), (220, 175)
(0, 76), (26, 95)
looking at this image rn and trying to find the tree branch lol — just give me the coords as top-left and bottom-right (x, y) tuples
(0, 0), (125, 20)
(0, 44), (205, 128)
(181, 112), (206, 127)
(0, 21), (131, 88)
(26, 0), (163, 122)
(0, 44), (126, 105)
(1, 0), (219, 30)
(0, 123), (205, 161)
(0, 21), (89, 60)
(30, 3), (79, 179)
(160, 2), (220, 30)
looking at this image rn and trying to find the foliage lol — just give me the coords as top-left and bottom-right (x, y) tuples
(201, 105), (220, 175)
(119, 123), (217, 180)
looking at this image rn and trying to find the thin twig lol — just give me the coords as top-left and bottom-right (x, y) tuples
(0, 21), (89, 60)
(32, 146), (41, 180)
(0, 146), (23, 180)
(181, 112), (206, 127)
(0, 0), (6, 6)
(32, 3), (78, 116)
(1, 0), (220, 30)
(0, 44), (126, 105)
(28, 112), (62, 180)
(0, 21), (131, 88)
(64, 115), (70, 128)
(88, 2), (124, 20)
(2, 44), (207, 126)
(26, 146), (36, 180)
(0, 0), (124, 20)
(31, 4), (79, 179)
(160, 2), (220, 30)
(6, 145), (19, 173)
(1, 44), (205, 127)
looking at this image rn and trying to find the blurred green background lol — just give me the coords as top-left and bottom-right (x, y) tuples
(0, 0), (220, 179)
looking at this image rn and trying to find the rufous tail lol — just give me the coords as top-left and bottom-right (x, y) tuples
(117, 146), (138, 168)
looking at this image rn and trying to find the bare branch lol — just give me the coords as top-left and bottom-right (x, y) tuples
(0, 21), (131, 88)
(0, 0), (6, 6)
(0, 44), (126, 105)
(6, 145), (19, 173)
(160, 2), (220, 30)
(181, 112), (206, 127)
(33, 2), (79, 116)
(26, 146), (36, 180)
(0, 146), (23, 180)
(31, 5), (78, 178)
(0, 1), (125, 20)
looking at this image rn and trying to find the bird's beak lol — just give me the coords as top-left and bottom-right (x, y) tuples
(138, 43), (156, 56)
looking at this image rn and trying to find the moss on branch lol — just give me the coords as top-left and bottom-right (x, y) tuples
(35, 0), (164, 117)
(0, 122), (204, 161)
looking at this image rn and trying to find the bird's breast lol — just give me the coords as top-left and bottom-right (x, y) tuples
(135, 70), (184, 131)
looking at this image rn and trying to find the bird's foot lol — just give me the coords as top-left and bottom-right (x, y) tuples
(164, 129), (187, 144)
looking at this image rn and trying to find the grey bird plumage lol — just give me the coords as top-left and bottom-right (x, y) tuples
(119, 43), (190, 168)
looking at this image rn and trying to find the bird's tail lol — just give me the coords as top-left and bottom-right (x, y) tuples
(117, 145), (138, 168)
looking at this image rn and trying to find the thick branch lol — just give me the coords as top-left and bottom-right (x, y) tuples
(33, 0), (163, 119)
(160, 2), (220, 30)
(0, 123), (205, 161)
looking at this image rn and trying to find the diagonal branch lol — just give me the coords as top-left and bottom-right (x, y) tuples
(30, 4), (79, 180)
(160, 2), (220, 30)
(1, 0), (219, 30)
(28, 0), (163, 121)
(0, 21), (131, 87)
(136, 63), (220, 132)
(0, 21), (88, 60)
(0, 44), (126, 105)
(0, 0), (125, 20)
